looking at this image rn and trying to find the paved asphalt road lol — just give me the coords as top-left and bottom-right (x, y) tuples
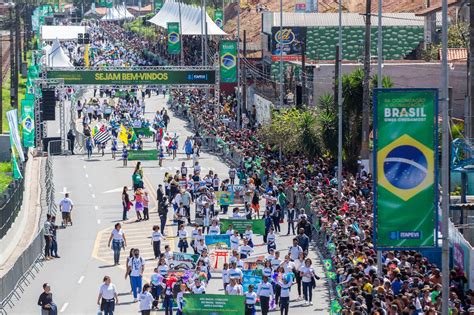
(9, 93), (330, 314)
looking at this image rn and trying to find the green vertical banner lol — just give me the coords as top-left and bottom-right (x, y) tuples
(214, 9), (223, 29)
(99, 0), (106, 7)
(167, 22), (181, 55)
(105, 0), (113, 8)
(374, 88), (438, 248)
(154, 0), (164, 11)
(219, 40), (237, 83)
(21, 98), (35, 148)
(182, 294), (245, 315)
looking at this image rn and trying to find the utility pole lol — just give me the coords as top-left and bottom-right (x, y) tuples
(243, 30), (247, 119)
(361, 0), (372, 159)
(469, 0), (474, 138)
(15, 1), (21, 104)
(440, 0), (450, 313)
(376, 0), (383, 277)
(334, 45), (339, 108)
(178, 1), (184, 66)
(200, 0), (204, 66)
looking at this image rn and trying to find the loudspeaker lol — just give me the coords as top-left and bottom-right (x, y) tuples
(42, 89), (56, 121)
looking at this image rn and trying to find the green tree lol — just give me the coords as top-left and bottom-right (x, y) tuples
(317, 93), (338, 158)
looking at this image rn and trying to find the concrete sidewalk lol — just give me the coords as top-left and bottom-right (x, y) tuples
(0, 151), (43, 278)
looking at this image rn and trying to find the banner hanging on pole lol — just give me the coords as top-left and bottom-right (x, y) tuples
(154, 0), (163, 11)
(219, 40), (237, 83)
(214, 9), (223, 29)
(21, 99), (35, 148)
(374, 88), (438, 248)
(167, 22), (181, 55)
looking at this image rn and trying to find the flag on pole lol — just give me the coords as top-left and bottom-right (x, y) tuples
(330, 300), (342, 314)
(118, 124), (129, 145)
(84, 44), (90, 68)
(336, 285), (343, 298)
(93, 125), (111, 144)
(128, 128), (137, 144)
(326, 272), (337, 280)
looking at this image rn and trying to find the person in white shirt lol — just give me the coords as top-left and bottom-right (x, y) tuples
(177, 224), (188, 253)
(278, 276), (293, 315)
(208, 220), (220, 235)
(151, 225), (164, 259)
(267, 228), (276, 254)
(271, 251), (282, 272)
(195, 239), (207, 255)
(59, 193), (74, 227)
(126, 249), (145, 302)
(139, 283), (154, 314)
(257, 276), (274, 315)
(107, 223), (127, 265)
(176, 284), (189, 315)
(299, 258), (319, 306)
(190, 225), (200, 254)
(222, 263), (230, 291)
(225, 224), (234, 235)
(288, 238), (303, 261)
(245, 284), (257, 315)
(240, 238), (253, 259)
(228, 262), (243, 283)
(230, 230), (240, 251)
(189, 279), (206, 294)
(244, 226), (254, 247)
(225, 278), (243, 295)
(97, 276), (118, 314)
(157, 258), (169, 277)
(193, 161), (201, 175)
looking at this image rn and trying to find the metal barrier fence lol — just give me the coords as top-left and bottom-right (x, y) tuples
(0, 230), (44, 314)
(0, 176), (25, 240)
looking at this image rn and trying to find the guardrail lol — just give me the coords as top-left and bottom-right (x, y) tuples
(0, 175), (25, 240)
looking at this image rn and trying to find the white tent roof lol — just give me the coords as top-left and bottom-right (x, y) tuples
(148, 0), (226, 36)
(101, 5), (135, 21)
(41, 25), (88, 41)
(45, 39), (74, 68)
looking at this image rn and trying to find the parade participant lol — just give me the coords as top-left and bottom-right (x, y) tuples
(159, 197), (168, 234)
(222, 263), (230, 291)
(86, 136), (94, 159)
(225, 278), (243, 295)
(97, 276), (118, 315)
(212, 174), (220, 192)
(121, 145), (128, 167)
(257, 276), (274, 315)
(208, 219), (220, 235)
(288, 238), (303, 261)
(111, 137), (118, 159)
(271, 251), (282, 272)
(293, 252), (304, 301)
(240, 238), (253, 259)
(138, 283), (154, 315)
(245, 284), (257, 315)
(296, 228), (310, 255)
(225, 224), (234, 235)
(133, 188), (144, 221)
(151, 225), (163, 259)
(262, 260), (273, 278)
(228, 167), (236, 185)
(278, 275), (293, 315)
(177, 224), (189, 253)
(37, 283), (57, 315)
(263, 210), (272, 244)
(142, 190), (150, 220)
(107, 223), (127, 266)
(244, 225), (254, 247)
(230, 230), (240, 252)
(150, 268), (163, 307)
(59, 193), (74, 227)
(175, 202), (186, 229)
(125, 248), (145, 302)
(184, 137), (193, 159)
(176, 284), (189, 315)
(195, 238), (207, 255)
(228, 261), (243, 283)
(300, 258), (319, 306)
(163, 245), (172, 262)
(286, 204), (297, 235)
(267, 227), (277, 254)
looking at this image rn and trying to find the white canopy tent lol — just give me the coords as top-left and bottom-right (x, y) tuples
(41, 25), (88, 41)
(101, 5), (135, 21)
(44, 39), (74, 68)
(148, 0), (227, 36)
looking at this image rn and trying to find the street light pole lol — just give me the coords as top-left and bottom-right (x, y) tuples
(337, 0), (343, 199)
(236, 0), (241, 128)
(9, 2), (16, 108)
(440, 0), (450, 313)
(178, 1), (183, 66)
(279, 0), (283, 107)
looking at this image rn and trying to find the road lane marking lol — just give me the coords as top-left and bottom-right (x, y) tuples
(77, 276), (85, 284)
(97, 219), (101, 224)
(91, 194), (96, 198)
(102, 187), (128, 194)
(88, 183), (92, 188)
(83, 165), (86, 169)
(85, 174), (89, 178)
(94, 205), (99, 210)
(60, 302), (69, 313)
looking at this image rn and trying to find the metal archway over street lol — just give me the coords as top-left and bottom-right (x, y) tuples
(45, 66), (217, 86)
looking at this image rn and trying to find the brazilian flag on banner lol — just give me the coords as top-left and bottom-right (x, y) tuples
(219, 40), (237, 83)
(10, 134), (22, 180)
(214, 9), (223, 29)
(167, 22), (181, 55)
(326, 272), (337, 280)
(330, 300), (342, 314)
(336, 285), (343, 298)
(323, 259), (333, 271)
(21, 97), (35, 148)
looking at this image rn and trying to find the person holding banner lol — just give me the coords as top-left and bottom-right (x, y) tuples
(245, 284), (257, 315)
(225, 278), (243, 295)
(257, 275), (274, 315)
(208, 219), (220, 235)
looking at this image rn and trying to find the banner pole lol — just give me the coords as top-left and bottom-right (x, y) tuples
(376, 0), (383, 277)
(440, 0), (450, 313)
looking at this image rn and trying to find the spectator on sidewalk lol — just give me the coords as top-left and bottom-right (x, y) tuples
(37, 283), (57, 315)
